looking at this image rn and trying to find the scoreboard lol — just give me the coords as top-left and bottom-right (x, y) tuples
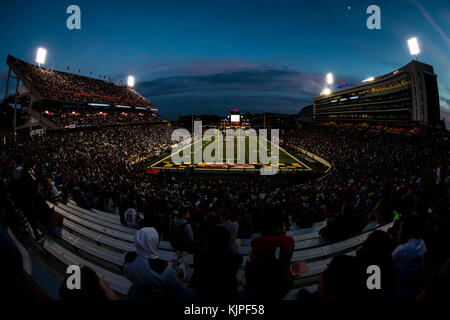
(230, 114), (241, 123)
(221, 109), (250, 129)
(227, 109), (242, 126)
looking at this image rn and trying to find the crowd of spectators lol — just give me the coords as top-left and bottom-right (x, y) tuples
(38, 108), (161, 128)
(9, 55), (155, 108)
(1, 122), (449, 304)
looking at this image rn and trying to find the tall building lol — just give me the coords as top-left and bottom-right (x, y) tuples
(313, 60), (441, 128)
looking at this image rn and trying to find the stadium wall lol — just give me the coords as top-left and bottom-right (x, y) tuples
(313, 60), (441, 128)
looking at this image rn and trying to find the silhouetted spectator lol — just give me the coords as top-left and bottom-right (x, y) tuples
(192, 226), (243, 301)
(59, 266), (117, 301)
(245, 216), (294, 300)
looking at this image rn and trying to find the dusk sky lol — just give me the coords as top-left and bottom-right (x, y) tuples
(0, 0), (449, 123)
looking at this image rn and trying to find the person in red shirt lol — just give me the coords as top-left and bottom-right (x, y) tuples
(245, 215), (294, 300)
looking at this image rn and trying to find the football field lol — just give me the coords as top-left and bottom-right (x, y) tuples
(151, 133), (312, 172)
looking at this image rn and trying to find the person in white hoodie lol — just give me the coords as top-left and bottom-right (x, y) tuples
(392, 215), (427, 300)
(123, 227), (196, 301)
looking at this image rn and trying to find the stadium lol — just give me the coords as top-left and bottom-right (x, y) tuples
(0, 1), (449, 313)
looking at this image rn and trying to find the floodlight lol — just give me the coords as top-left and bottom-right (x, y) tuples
(321, 88), (332, 95)
(326, 73), (334, 85)
(362, 77), (375, 83)
(36, 47), (47, 65)
(127, 76), (135, 87)
(407, 37), (420, 56)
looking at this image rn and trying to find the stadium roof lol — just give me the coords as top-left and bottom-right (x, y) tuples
(6, 55), (158, 111)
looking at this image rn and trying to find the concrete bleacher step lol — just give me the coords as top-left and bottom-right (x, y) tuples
(49, 200), (394, 291)
(41, 236), (132, 296)
(237, 251), (357, 294)
(240, 222), (393, 266)
(91, 208), (121, 219)
(60, 202), (324, 259)
(293, 231), (322, 241)
(240, 234), (261, 246)
(52, 200), (393, 265)
(52, 204), (191, 263)
(282, 251), (359, 300)
(64, 201), (329, 251)
(57, 210), (384, 285)
(283, 284), (318, 300)
(69, 199), (326, 240)
(58, 224), (187, 266)
(238, 236), (329, 255)
(287, 231), (322, 244)
(240, 230), (323, 247)
(65, 201), (120, 225)
(7, 229), (61, 300)
(51, 204), (135, 242)
(289, 221), (327, 234)
(58, 200), (326, 272)
(57, 201), (330, 255)
(51, 227), (125, 266)
(56, 202), (136, 235)
(63, 218), (135, 252)
(11, 199), (394, 300)
(239, 221), (325, 247)
(288, 251), (358, 292)
(57, 203), (175, 253)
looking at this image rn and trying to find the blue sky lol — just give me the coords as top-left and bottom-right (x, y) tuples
(0, 0), (449, 123)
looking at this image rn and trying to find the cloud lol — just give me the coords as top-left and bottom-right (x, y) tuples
(443, 10), (450, 25)
(133, 63), (364, 119)
(440, 96), (450, 129)
(151, 94), (312, 119)
(111, 58), (259, 82)
(410, 0), (450, 47)
(442, 111), (450, 129)
(441, 96), (450, 109)
(161, 59), (259, 76)
(136, 67), (324, 98)
(135, 67), (326, 118)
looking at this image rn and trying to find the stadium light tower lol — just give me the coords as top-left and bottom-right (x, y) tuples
(362, 77), (375, 83)
(326, 73), (334, 85)
(321, 88), (332, 95)
(35, 47), (47, 67)
(127, 76), (135, 87)
(407, 37), (420, 60)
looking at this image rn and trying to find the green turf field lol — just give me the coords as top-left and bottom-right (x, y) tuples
(151, 132), (312, 171)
